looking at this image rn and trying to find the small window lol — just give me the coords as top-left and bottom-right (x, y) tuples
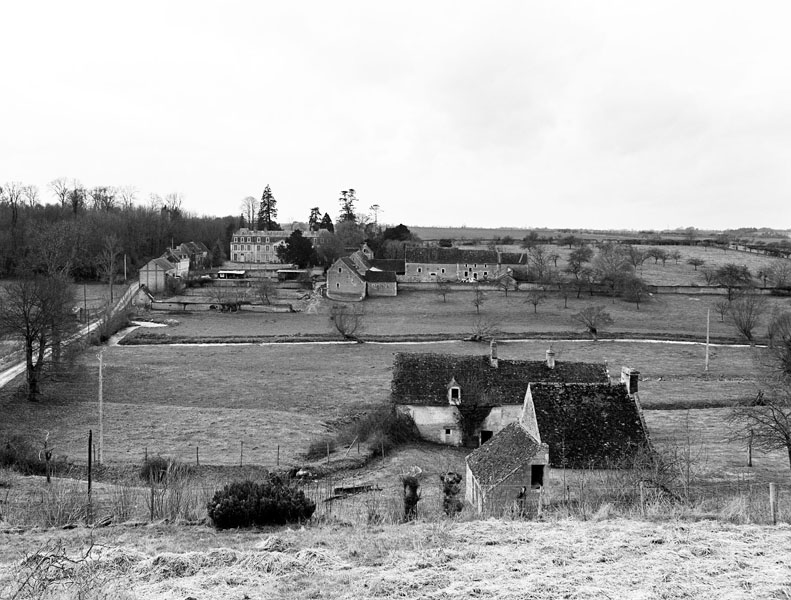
(531, 465), (544, 487)
(441, 268), (445, 274)
(430, 272), (437, 277)
(483, 271), (488, 277)
(417, 267), (422, 273)
(336, 283), (340, 288)
(256, 245), (260, 251)
(246, 237), (251, 242)
(338, 268), (342, 273)
(257, 237), (261, 243)
(445, 428), (451, 436)
(450, 387), (460, 402)
(266, 237), (270, 243)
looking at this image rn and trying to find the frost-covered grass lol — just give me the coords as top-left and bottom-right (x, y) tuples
(2, 519), (790, 599)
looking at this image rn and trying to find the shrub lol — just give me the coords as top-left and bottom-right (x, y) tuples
(207, 476), (316, 529)
(303, 437), (336, 461)
(139, 455), (192, 483)
(0, 436), (45, 475)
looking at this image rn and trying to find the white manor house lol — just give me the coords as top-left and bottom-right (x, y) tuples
(230, 227), (319, 264)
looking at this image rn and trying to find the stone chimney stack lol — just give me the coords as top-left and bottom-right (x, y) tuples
(621, 366), (640, 394)
(490, 340), (499, 369)
(546, 347), (556, 369)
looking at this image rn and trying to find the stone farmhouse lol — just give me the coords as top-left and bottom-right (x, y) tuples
(138, 243), (199, 293)
(326, 249), (401, 301)
(230, 227), (319, 264)
(391, 344), (649, 468)
(401, 247), (528, 283)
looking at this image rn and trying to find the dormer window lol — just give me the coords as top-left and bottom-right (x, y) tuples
(447, 377), (461, 405)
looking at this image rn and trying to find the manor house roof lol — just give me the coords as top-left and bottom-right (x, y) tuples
(391, 352), (608, 406)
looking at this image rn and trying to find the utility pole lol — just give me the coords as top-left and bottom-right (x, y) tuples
(98, 350), (104, 464)
(705, 308), (710, 372)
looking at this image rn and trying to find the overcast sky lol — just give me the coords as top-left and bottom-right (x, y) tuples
(2, 1), (790, 231)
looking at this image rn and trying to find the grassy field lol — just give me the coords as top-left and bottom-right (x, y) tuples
(2, 518), (790, 599)
(0, 339), (781, 476)
(129, 289), (790, 344)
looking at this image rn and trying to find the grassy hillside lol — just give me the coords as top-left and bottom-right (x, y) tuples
(2, 519), (790, 599)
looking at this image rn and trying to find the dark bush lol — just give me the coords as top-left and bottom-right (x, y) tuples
(207, 475), (316, 529)
(139, 455), (192, 483)
(0, 436), (45, 475)
(303, 437), (337, 461)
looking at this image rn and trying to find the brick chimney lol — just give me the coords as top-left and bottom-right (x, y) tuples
(546, 347), (556, 369)
(490, 340), (499, 369)
(621, 366), (639, 394)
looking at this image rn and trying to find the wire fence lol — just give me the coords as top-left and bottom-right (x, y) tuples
(1, 473), (789, 530)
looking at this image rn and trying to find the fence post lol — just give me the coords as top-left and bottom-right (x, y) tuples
(769, 483), (777, 525)
(240, 441), (243, 466)
(326, 441), (330, 464)
(639, 481), (646, 517)
(748, 430), (753, 467)
(87, 430), (93, 495)
(277, 445), (280, 467)
(150, 480), (155, 522)
(196, 446), (200, 467)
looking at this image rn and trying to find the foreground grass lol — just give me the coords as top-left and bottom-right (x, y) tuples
(1, 519), (790, 599)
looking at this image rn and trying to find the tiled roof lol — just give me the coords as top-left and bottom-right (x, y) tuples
(466, 422), (545, 487)
(528, 382), (648, 468)
(143, 257), (176, 272)
(391, 353), (608, 406)
(365, 269), (397, 283)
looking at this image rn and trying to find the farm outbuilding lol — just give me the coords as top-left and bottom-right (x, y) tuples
(465, 421), (550, 516)
(138, 257), (177, 293)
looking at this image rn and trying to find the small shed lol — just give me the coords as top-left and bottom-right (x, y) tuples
(365, 269), (397, 297)
(465, 421), (550, 516)
(138, 257), (176, 293)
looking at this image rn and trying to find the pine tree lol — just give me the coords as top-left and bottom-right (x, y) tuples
(338, 189), (357, 223)
(320, 212), (334, 232)
(257, 185), (280, 230)
(308, 207), (321, 231)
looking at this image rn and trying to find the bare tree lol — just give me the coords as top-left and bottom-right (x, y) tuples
(90, 186), (117, 211)
(471, 282), (486, 315)
(1, 180), (23, 227)
(97, 234), (122, 303)
(670, 249), (682, 264)
(621, 275), (650, 310)
(767, 310), (791, 349)
(687, 257), (705, 271)
(768, 259), (791, 288)
(729, 290), (767, 343)
(436, 279), (452, 302)
(330, 303), (364, 339)
(0, 274), (76, 400)
(713, 299), (730, 323)
(571, 305), (614, 341)
(118, 185), (138, 210)
(525, 290), (545, 314)
(240, 196), (257, 227)
(22, 185), (40, 208)
(254, 279), (276, 305)
(49, 177), (71, 208)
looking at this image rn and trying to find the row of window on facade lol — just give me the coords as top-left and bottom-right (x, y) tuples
(233, 236), (274, 244)
(232, 244), (278, 252)
(416, 267), (488, 278)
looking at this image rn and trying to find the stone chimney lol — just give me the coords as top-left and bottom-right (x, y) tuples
(490, 340), (498, 369)
(621, 366), (640, 394)
(546, 347), (556, 369)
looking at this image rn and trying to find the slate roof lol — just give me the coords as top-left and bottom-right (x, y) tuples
(338, 257), (366, 281)
(465, 422), (545, 487)
(405, 247), (499, 264)
(365, 269), (397, 283)
(144, 257), (176, 272)
(405, 247), (530, 265)
(528, 382), (648, 468)
(371, 259), (406, 274)
(391, 353), (608, 406)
